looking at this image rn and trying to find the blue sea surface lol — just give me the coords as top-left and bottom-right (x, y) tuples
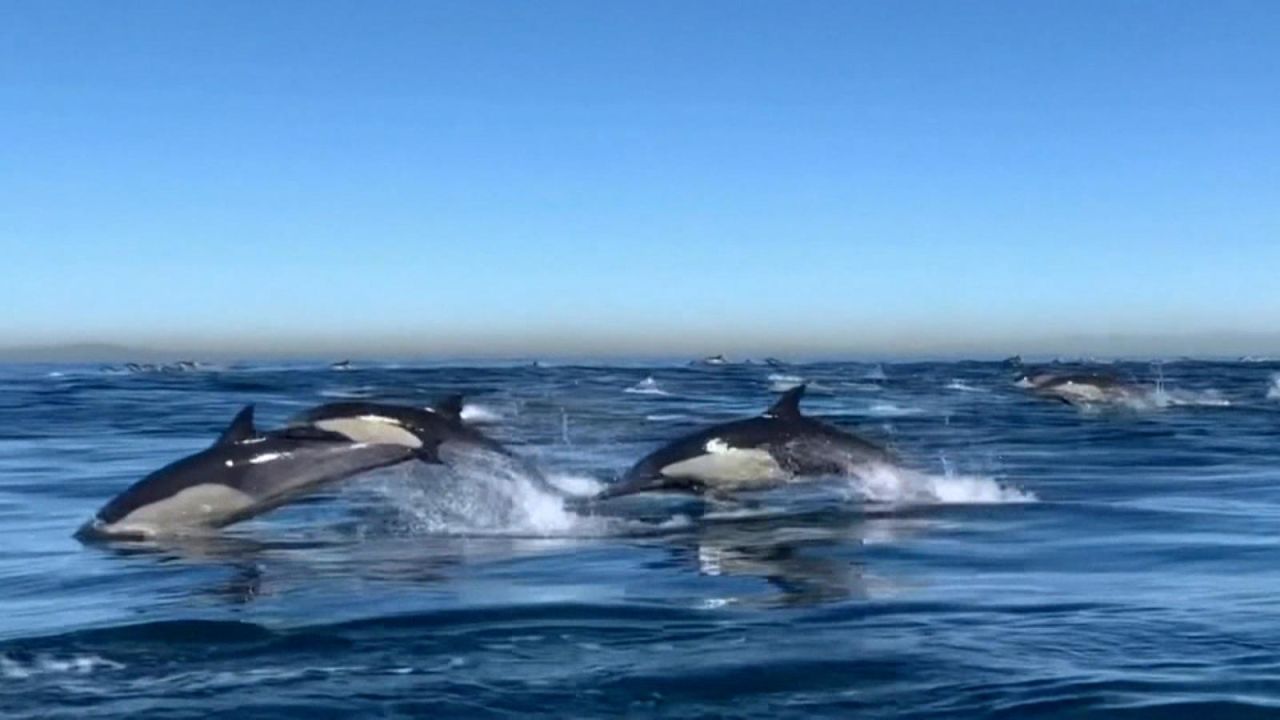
(2, 359), (1280, 718)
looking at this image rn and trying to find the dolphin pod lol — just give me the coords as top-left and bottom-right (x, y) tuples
(78, 386), (893, 540)
(77, 365), (1197, 540)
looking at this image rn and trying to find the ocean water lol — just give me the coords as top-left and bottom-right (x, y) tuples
(3, 359), (1280, 718)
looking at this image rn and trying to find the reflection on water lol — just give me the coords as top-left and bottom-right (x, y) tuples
(82, 497), (945, 613)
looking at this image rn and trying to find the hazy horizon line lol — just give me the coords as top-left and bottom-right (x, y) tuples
(4, 330), (1280, 363)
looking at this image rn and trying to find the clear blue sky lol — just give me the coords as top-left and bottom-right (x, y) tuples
(2, 1), (1277, 358)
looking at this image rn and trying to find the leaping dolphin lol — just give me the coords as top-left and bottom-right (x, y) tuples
(76, 406), (431, 541)
(288, 396), (515, 457)
(596, 386), (893, 500)
(289, 396), (553, 488)
(1015, 370), (1146, 407)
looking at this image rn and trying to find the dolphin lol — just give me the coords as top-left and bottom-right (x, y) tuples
(596, 385), (893, 500)
(288, 396), (514, 457)
(1015, 369), (1145, 406)
(75, 406), (429, 541)
(289, 396), (554, 488)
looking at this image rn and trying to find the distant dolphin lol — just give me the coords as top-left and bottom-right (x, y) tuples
(1015, 369), (1144, 406)
(595, 386), (893, 500)
(76, 406), (428, 540)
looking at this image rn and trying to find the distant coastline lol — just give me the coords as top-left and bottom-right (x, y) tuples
(3, 336), (1280, 365)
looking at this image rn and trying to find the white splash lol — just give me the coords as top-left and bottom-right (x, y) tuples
(364, 460), (682, 538)
(946, 379), (986, 393)
(1035, 381), (1233, 412)
(460, 403), (504, 424)
(1268, 374), (1280, 401)
(848, 463), (1035, 505)
(866, 403), (923, 417)
(1144, 387), (1232, 409)
(543, 472), (606, 497)
(1079, 384), (1234, 411)
(768, 374), (834, 394)
(1, 654), (124, 679)
(704, 437), (732, 454)
(625, 376), (670, 396)
(319, 386), (376, 399)
(767, 374), (805, 392)
(863, 364), (888, 381)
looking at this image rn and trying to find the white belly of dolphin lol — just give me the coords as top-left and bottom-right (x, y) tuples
(314, 417), (423, 448)
(660, 447), (788, 490)
(98, 483), (257, 537)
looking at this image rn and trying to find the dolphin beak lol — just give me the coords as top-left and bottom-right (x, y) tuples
(594, 474), (675, 501)
(72, 519), (100, 543)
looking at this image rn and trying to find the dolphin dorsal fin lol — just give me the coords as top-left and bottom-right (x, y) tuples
(215, 405), (258, 445)
(764, 385), (805, 420)
(431, 394), (465, 424)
